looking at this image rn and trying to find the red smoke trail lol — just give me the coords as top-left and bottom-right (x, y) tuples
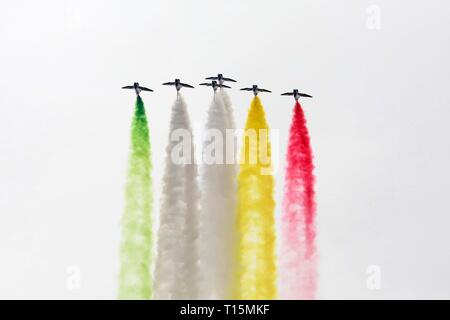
(280, 101), (317, 299)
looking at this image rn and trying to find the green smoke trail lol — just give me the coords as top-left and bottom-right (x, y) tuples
(119, 96), (153, 299)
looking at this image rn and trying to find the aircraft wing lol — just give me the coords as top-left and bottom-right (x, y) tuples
(259, 88), (272, 93)
(221, 84), (231, 89)
(139, 86), (154, 92)
(162, 82), (175, 85)
(281, 92), (294, 96)
(122, 85), (134, 89)
(205, 76), (218, 80)
(223, 77), (237, 82)
(240, 88), (253, 91)
(299, 93), (313, 98)
(180, 83), (194, 88)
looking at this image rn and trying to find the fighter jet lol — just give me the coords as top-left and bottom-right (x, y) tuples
(121, 82), (153, 96)
(162, 79), (194, 92)
(199, 80), (231, 92)
(240, 85), (272, 96)
(281, 89), (313, 101)
(205, 74), (237, 85)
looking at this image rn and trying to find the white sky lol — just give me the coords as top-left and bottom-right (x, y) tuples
(1, 0), (450, 299)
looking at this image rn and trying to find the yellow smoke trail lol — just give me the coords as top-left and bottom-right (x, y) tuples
(234, 96), (277, 299)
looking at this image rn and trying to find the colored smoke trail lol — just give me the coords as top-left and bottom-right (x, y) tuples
(199, 93), (236, 299)
(119, 96), (153, 299)
(153, 95), (200, 299)
(280, 101), (317, 300)
(234, 96), (277, 300)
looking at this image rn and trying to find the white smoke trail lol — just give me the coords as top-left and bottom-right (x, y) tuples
(198, 91), (237, 299)
(153, 95), (201, 300)
(220, 89), (238, 267)
(219, 88), (238, 200)
(220, 88), (236, 133)
(219, 88), (239, 175)
(179, 100), (201, 300)
(220, 88), (238, 299)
